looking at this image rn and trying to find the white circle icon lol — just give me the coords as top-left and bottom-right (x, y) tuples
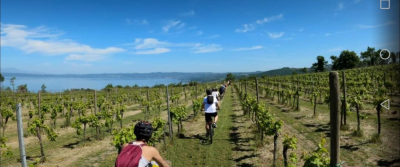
(380, 49), (390, 60)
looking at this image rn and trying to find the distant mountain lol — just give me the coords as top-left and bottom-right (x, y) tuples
(1, 68), (30, 74)
(1, 71), (259, 83)
(255, 67), (305, 76)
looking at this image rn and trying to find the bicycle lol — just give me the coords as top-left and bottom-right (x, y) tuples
(207, 109), (220, 144)
(209, 121), (215, 144)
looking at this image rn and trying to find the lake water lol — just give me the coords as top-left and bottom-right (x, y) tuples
(1, 76), (182, 92)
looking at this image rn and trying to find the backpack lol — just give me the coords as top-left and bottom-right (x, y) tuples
(219, 86), (225, 93)
(115, 142), (152, 167)
(207, 95), (214, 104)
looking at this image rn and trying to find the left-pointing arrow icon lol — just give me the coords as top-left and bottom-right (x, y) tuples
(380, 99), (390, 110)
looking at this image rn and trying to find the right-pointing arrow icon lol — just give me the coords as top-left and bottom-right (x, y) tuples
(381, 99), (390, 110)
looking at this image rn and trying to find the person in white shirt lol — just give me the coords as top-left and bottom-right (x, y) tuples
(211, 88), (220, 101)
(202, 89), (220, 137)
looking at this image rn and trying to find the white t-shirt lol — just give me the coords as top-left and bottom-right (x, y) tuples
(212, 92), (219, 99)
(203, 96), (218, 113)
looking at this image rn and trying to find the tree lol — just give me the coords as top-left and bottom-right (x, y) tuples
(17, 84), (28, 93)
(360, 47), (378, 66)
(311, 56), (327, 72)
(104, 83), (113, 92)
(1, 107), (15, 137)
(72, 115), (99, 141)
(41, 84), (47, 93)
(283, 134), (297, 167)
(331, 50), (360, 70)
(225, 73), (236, 82)
(0, 73), (4, 83)
(28, 118), (58, 160)
(300, 67), (308, 73)
(376, 49), (390, 65)
(0, 73), (4, 92)
(390, 52), (397, 64)
(10, 77), (16, 92)
(349, 88), (365, 136)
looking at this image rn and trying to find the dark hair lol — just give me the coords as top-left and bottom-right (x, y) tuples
(206, 89), (212, 95)
(134, 121), (153, 142)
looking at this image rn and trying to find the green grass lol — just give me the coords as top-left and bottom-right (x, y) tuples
(0, 108), (163, 167)
(164, 90), (234, 167)
(245, 86), (400, 167)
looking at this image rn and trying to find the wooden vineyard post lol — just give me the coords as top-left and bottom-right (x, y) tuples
(184, 86), (187, 102)
(94, 90), (100, 140)
(166, 86), (173, 143)
(256, 77), (259, 102)
(38, 91), (42, 133)
(329, 72), (340, 167)
(296, 78), (300, 111)
(38, 91), (41, 120)
(195, 85), (198, 98)
(254, 77), (259, 122)
(245, 81), (247, 96)
(342, 71), (347, 126)
(146, 88), (150, 120)
(278, 83), (280, 102)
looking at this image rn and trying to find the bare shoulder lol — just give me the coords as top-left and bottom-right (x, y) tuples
(122, 143), (129, 148)
(147, 146), (159, 152)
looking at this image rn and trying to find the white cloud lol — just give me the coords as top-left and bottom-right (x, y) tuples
(196, 31), (203, 36)
(133, 38), (171, 49)
(177, 23), (186, 29)
(235, 24), (255, 33)
(355, 0), (362, 3)
(180, 10), (195, 16)
(129, 38), (197, 49)
(65, 54), (107, 62)
(176, 26), (197, 34)
(193, 44), (222, 53)
(232, 46), (263, 51)
(205, 34), (220, 39)
(141, 19), (149, 24)
(338, 3), (344, 10)
(126, 19), (149, 25)
(162, 20), (181, 32)
(325, 33), (331, 36)
(267, 32), (284, 39)
(357, 21), (395, 29)
(134, 48), (171, 55)
(128, 38), (221, 54)
(236, 14), (283, 33)
(0, 23), (125, 62)
(328, 47), (343, 52)
(125, 18), (133, 25)
(63, 61), (93, 67)
(298, 28), (304, 32)
(256, 14), (284, 24)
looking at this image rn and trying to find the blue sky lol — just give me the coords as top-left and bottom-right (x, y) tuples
(1, 0), (399, 74)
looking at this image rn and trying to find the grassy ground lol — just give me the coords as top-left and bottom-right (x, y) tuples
(6, 84), (398, 167)
(245, 86), (400, 167)
(2, 92), (195, 167)
(164, 89), (235, 167)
